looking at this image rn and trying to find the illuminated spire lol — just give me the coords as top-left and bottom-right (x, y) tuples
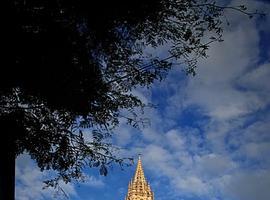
(133, 156), (146, 183)
(125, 156), (154, 200)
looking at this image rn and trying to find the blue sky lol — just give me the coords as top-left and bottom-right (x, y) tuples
(15, 0), (270, 200)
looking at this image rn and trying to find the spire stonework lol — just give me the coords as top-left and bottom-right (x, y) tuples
(125, 157), (154, 200)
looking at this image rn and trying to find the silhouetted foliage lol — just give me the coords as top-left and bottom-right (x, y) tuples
(1, 0), (262, 196)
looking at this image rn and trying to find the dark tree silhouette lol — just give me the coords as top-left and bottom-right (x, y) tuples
(1, 0), (261, 199)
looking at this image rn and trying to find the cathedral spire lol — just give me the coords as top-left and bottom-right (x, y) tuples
(125, 156), (154, 200)
(133, 156), (146, 183)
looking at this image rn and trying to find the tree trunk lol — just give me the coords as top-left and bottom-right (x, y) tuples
(0, 117), (16, 200)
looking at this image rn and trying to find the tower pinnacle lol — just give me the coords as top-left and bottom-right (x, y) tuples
(133, 156), (146, 183)
(125, 157), (154, 200)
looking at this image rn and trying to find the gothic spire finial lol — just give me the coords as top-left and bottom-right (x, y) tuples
(133, 155), (146, 183)
(125, 156), (154, 199)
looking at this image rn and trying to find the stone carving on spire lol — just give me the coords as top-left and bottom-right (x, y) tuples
(125, 157), (154, 200)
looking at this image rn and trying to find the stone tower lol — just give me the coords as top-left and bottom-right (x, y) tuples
(125, 157), (154, 200)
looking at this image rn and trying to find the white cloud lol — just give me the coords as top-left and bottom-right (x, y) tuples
(165, 129), (186, 150)
(195, 153), (237, 179)
(143, 146), (180, 177)
(164, 1), (270, 122)
(15, 154), (77, 200)
(220, 170), (270, 200)
(16, 154), (77, 200)
(114, 123), (135, 146)
(82, 175), (105, 188)
(173, 175), (210, 196)
(239, 142), (270, 160)
(16, 154), (107, 200)
(238, 63), (270, 99)
(182, 24), (263, 120)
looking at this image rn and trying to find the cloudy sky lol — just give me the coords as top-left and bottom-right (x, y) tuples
(15, 0), (270, 200)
